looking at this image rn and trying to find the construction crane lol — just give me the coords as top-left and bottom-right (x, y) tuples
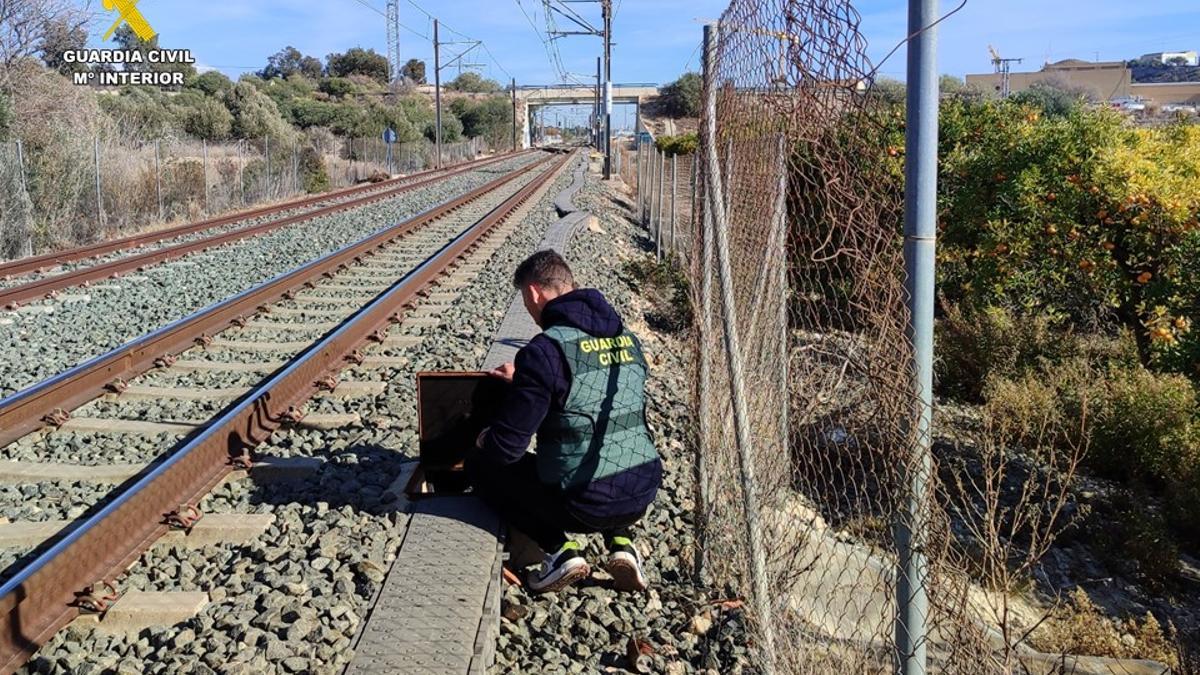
(989, 45), (1023, 98)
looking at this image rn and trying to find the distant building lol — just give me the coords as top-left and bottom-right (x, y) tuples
(965, 58), (1200, 106)
(966, 59), (1130, 101)
(1140, 51), (1199, 67)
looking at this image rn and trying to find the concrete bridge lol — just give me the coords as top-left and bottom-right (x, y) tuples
(516, 83), (659, 148)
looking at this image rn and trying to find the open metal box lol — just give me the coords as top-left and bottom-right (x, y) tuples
(405, 371), (508, 497)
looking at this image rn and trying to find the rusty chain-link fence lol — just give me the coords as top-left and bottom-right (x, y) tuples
(678, 1), (1005, 672)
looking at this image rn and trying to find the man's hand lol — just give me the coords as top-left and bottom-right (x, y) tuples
(488, 362), (515, 383)
(476, 426), (490, 449)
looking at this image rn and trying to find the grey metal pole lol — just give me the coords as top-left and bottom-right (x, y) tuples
(434, 19), (443, 169)
(636, 143), (643, 222)
(154, 140), (163, 221)
(264, 136), (271, 198)
(511, 78), (518, 152)
(701, 21), (777, 670)
(293, 144), (299, 194)
(349, 137), (355, 183)
(896, 0), (938, 673)
(670, 153), (677, 256)
(202, 139), (209, 215)
(656, 149), (665, 260)
(238, 141), (245, 205)
(94, 136), (103, 229)
(602, 0), (612, 178)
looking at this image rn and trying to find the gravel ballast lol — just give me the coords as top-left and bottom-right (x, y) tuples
(17, 154), (582, 675)
(0, 154), (541, 398)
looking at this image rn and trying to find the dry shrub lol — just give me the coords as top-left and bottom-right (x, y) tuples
(1035, 588), (1179, 668)
(936, 303), (1075, 401)
(1090, 367), (1200, 481)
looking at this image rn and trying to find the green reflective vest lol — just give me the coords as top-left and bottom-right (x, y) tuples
(537, 324), (659, 491)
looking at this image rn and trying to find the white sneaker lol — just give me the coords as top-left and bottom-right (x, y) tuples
(527, 541), (590, 593)
(605, 536), (648, 592)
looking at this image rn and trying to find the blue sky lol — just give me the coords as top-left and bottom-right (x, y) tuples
(96, 0), (1200, 124)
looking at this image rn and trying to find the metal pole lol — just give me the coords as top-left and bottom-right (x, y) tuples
(602, 0), (613, 178)
(701, 21), (777, 670)
(15, 140), (30, 255)
(264, 136), (271, 198)
(154, 140), (163, 221)
(670, 153), (677, 256)
(293, 144), (299, 194)
(595, 57), (601, 150)
(511, 78), (518, 152)
(896, 0), (938, 672)
(656, 149), (665, 260)
(202, 139), (209, 215)
(238, 141), (245, 205)
(433, 19), (443, 169)
(94, 136), (103, 229)
(349, 138), (355, 183)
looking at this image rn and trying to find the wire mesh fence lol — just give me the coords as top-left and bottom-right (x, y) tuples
(618, 139), (697, 264)
(680, 1), (1003, 672)
(0, 135), (485, 260)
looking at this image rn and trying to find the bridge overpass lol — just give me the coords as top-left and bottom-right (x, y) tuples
(516, 83), (659, 148)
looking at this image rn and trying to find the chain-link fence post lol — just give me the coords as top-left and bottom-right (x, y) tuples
(264, 136), (271, 200)
(701, 21), (777, 671)
(154, 140), (163, 222)
(14, 139), (32, 256)
(202, 139), (209, 215)
(93, 136), (104, 230)
(656, 148), (665, 260)
(670, 153), (677, 257)
(896, 0), (939, 672)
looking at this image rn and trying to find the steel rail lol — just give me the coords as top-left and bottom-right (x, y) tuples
(0, 149), (573, 674)
(0, 152), (553, 449)
(0, 151), (525, 280)
(0, 150), (536, 309)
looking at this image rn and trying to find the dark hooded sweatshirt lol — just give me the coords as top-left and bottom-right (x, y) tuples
(480, 288), (663, 519)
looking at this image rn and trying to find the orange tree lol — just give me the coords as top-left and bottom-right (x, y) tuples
(935, 98), (1200, 375)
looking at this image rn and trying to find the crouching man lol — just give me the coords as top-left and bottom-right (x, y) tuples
(468, 250), (663, 593)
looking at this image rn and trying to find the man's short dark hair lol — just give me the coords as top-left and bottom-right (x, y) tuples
(513, 250), (576, 290)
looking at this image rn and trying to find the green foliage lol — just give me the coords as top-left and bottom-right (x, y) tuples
(1090, 368), (1200, 481)
(325, 48), (388, 84)
(38, 18), (87, 76)
(447, 72), (501, 93)
(227, 80), (296, 143)
(659, 72), (701, 118)
(935, 98), (1200, 372)
(299, 145), (330, 193)
(655, 133), (697, 156)
(872, 77), (907, 105)
(99, 87), (178, 138)
(260, 46), (323, 80)
(318, 77), (355, 99)
(450, 96), (512, 145)
(189, 71), (234, 98)
(173, 92), (233, 140)
(402, 59), (426, 84)
(936, 304), (1083, 402)
(1010, 79), (1088, 116)
(424, 113), (463, 143)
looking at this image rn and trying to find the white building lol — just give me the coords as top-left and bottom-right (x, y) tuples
(1141, 50), (1199, 66)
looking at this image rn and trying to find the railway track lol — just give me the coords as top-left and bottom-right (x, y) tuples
(0, 153), (542, 398)
(0, 151), (534, 308)
(0, 149), (574, 673)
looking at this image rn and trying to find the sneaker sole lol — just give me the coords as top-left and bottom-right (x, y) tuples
(529, 563), (591, 594)
(606, 558), (647, 592)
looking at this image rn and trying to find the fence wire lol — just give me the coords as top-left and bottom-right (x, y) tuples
(686, 1), (995, 672)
